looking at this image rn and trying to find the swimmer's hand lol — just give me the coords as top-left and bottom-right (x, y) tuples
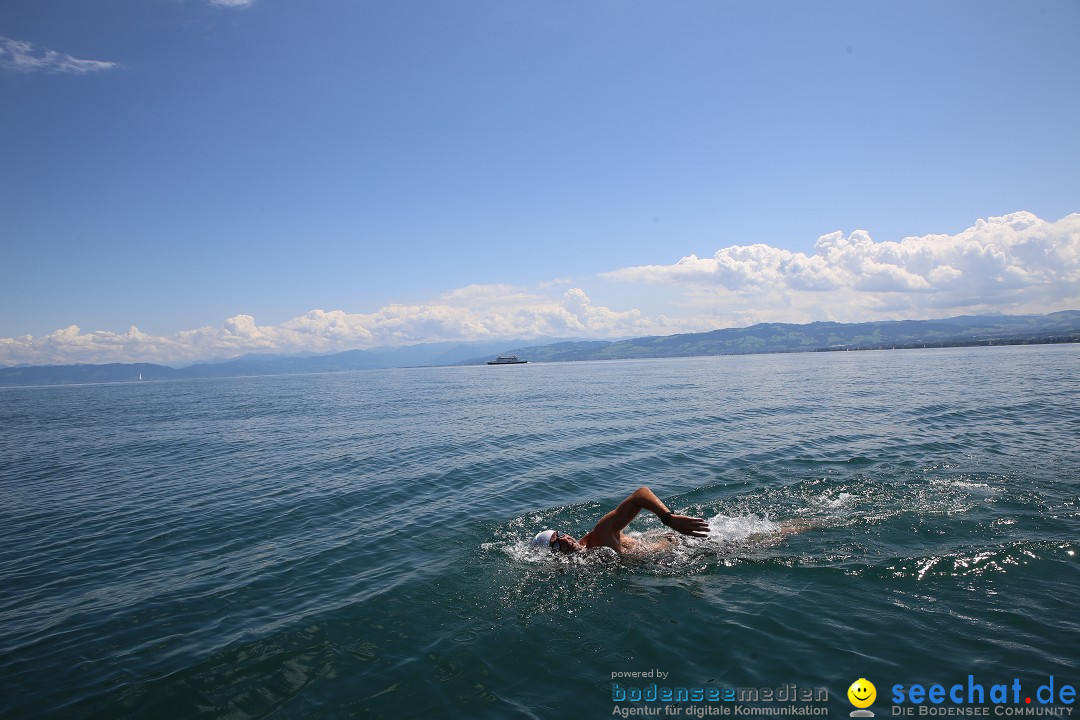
(662, 513), (710, 538)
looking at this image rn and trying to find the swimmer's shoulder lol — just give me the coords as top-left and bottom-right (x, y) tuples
(581, 529), (624, 553)
(612, 533), (678, 559)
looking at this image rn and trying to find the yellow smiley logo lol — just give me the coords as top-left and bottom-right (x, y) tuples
(847, 678), (876, 709)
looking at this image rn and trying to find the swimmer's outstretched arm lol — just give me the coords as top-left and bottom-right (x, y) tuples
(588, 486), (710, 540)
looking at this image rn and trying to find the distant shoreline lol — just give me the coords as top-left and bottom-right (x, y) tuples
(813, 334), (1080, 353)
(2, 338), (1077, 389)
(2, 311), (1077, 387)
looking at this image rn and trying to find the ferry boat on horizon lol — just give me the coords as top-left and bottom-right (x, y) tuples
(487, 355), (528, 365)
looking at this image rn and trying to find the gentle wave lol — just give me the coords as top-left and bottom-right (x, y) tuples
(1, 346), (1078, 718)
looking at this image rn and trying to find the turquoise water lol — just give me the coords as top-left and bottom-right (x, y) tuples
(1, 345), (1078, 718)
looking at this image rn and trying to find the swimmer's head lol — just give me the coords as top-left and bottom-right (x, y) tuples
(531, 530), (580, 553)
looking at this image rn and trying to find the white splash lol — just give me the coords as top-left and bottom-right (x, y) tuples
(706, 514), (781, 544)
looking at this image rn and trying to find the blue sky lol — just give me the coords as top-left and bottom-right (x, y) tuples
(2, 0), (1078, 365)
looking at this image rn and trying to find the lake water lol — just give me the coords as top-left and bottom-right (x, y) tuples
(1, 345), (1078, 718)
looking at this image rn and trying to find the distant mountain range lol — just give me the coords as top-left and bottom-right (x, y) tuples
(2, 311), (1077, 386)
(0, 338), (551, 386)
(468, 310), (1080, 364)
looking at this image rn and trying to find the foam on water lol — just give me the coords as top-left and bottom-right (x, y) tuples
(705, 513), (781, 543)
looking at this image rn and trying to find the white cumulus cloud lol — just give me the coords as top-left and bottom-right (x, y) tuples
(0, 36), (118, 74)
(3, 212), (1076, 368)
(603, 211), (1080, 326)
(0, 287), (666, 367)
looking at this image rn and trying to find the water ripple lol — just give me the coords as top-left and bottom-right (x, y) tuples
(1, 346), (1078, 718)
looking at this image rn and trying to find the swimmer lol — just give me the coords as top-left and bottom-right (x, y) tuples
(532, 486), (710, 555)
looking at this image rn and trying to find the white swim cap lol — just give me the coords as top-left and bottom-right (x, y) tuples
(532, 530), (556, 548)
